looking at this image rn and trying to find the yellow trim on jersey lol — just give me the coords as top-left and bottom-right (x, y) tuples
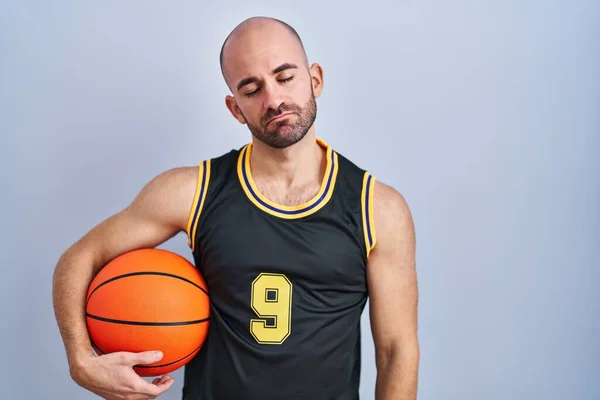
(361, 172), (377, 258)
(236, 138), (339, 219)
(186, 159), (211, 251)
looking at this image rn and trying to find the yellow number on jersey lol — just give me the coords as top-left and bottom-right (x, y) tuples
(250, 273), (292, 344)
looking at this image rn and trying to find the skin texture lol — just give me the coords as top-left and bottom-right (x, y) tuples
(52, 16), (419, 400)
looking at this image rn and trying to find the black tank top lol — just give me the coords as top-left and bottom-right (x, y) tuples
(182, 138), (377, 400)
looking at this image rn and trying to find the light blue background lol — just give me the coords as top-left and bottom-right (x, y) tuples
(1, 1), (598, 399)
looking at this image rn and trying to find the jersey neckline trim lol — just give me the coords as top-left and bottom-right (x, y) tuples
(236, 138), (339, 219)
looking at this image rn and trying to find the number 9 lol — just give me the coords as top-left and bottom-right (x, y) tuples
(250, 273), (293, 344)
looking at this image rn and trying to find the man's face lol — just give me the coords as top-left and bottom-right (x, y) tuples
(222, 24), (323, 149)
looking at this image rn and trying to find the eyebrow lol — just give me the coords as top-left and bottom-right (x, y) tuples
(236, 62), (298, 91)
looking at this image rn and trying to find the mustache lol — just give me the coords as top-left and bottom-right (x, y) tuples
(262, 103), (301, 125)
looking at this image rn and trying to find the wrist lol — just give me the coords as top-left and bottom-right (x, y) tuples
(68, 348), (96, 380)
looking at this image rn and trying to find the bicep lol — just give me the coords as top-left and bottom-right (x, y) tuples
(367, 182), (418, 354)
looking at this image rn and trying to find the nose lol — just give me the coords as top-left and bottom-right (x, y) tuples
(262, 82), (285, 112)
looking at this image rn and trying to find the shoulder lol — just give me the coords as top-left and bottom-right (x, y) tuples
(331, 148), (409, 221)
(129, 148), (239, 226)
(334, 147), (412, 232)
(373, 180), (411, 220)
(143, 148), (241, 198)
(140, 166), (199, 198)
(335, 154), (413, 259)
(129, 166), (200, 227)
(371, 179), (415, 257)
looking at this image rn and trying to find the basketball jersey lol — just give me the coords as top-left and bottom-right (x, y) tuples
(181, 138), (377, 400)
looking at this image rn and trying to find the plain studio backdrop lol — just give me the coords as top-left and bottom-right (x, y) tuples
(1, 1), (598, 399)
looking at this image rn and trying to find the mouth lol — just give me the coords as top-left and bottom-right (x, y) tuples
(267, 112), (294, 125)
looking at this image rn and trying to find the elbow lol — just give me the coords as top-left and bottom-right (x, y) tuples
(53, 247), (75, 280)
(52, 244), (96, 289)
(53, 250), (69, 283)
(375, 338), (420, 371)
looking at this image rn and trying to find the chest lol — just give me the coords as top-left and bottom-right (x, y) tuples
(195, 200), (367, 295)
(254, 180), (321, 207)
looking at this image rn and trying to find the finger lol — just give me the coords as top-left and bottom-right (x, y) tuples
(140, 377), (175, 398)
(152, 373), (171, 385)
(126, 350), (164, 366)
(155, 377), (175, 393)
(157, 378), (174, 388)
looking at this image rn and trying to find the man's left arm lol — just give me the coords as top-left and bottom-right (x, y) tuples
(367, 180), (419, 400)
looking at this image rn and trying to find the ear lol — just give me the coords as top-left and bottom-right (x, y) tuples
(225, 95), (247, 125)
(308, 63), (324, 98)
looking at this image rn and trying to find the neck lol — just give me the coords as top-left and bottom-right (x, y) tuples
(249, 129), (324, 187)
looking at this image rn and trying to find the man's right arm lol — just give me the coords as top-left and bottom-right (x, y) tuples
(52, 166), (198, 399)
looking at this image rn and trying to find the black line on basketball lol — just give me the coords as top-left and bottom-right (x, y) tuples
(86, 313), (210, 326)
(86, 271), (209, 305)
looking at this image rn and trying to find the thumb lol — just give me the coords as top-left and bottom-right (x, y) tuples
(129, 350), (164, 366)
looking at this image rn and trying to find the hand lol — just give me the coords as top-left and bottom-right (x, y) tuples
(71, 350), (175, 400)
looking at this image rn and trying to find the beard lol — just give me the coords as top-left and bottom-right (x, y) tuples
(243, 92), (317, 149)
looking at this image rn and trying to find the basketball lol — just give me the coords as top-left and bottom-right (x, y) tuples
(85, 248), (210, 377)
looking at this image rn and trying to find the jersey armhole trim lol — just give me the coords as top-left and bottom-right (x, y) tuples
(361, 171), (377, 258)
(186, 159), (212, 251)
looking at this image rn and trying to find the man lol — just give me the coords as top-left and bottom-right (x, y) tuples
(52, 16), (419, 400)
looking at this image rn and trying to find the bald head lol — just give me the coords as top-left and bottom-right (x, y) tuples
(219, 17), (308, 89)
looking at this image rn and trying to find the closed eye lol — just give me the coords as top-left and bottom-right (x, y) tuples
(244, 76), (295, 98)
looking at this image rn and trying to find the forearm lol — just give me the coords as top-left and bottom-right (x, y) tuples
(52, 248), (98, 372)
(375, 347), (420, 400)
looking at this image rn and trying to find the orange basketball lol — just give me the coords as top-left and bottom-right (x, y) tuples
(85, 248), (210, 377)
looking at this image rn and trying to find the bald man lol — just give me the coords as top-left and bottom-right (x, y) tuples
(52, 16), (419, 400)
